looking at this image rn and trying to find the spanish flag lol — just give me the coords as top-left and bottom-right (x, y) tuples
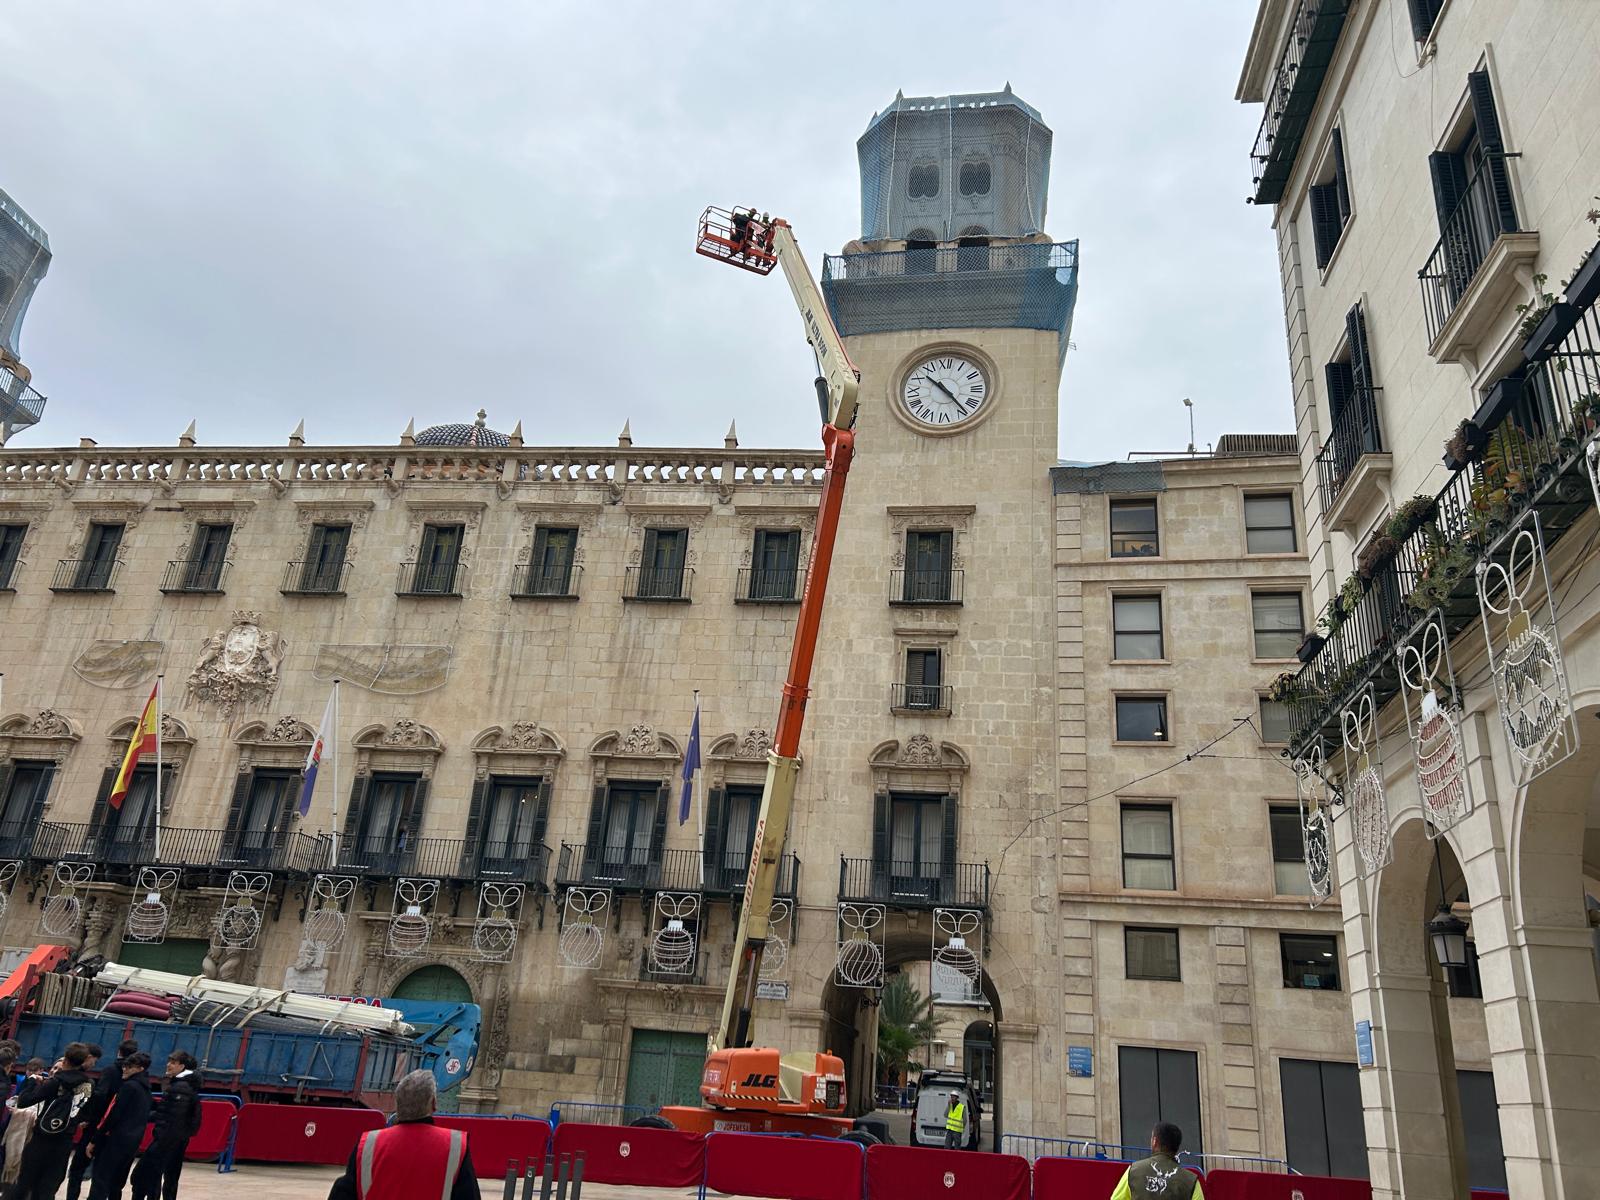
(110, 681), (160, 810)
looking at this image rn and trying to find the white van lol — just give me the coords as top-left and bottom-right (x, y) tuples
(909, 1071), (980, 1150)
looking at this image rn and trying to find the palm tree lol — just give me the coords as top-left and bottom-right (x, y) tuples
(876, 973), (938, 1083)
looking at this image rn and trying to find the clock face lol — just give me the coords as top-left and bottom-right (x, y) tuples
(900, 354), (988, 429)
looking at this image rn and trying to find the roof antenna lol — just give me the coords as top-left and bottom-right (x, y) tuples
(1183, 397), (1195, 455)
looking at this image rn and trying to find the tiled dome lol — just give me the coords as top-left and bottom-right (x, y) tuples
(414, 409), (510, 448)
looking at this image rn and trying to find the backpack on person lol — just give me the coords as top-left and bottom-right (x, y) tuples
(33, 1080), (91, 1138)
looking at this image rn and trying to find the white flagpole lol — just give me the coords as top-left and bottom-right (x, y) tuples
(330, 679), (341, 868)
(153, 675), (164, 861)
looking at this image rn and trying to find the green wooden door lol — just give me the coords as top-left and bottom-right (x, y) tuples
(392, 965), (473, 1004)
(116, 937), (208, 975)
(624, 1029), (705, 1110)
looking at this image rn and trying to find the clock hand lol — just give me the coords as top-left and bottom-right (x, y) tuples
(926, 376), (958, 402)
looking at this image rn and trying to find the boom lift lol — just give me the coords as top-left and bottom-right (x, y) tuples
(656, 209), (859, 1136)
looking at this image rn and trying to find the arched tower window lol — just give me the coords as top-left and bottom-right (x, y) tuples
(908, 164), (940, 199)
(959, 161), (991, 196)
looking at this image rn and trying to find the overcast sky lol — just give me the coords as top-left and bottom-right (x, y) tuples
(3, 1), (1288, 461)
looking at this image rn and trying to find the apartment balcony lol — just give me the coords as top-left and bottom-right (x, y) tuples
(1316, 388), (1389, 533)
(554, 843), (703, 894)
(1248, 0), (1352, 206)
(49, 558), (122, 593)
(334, 834), (552, 887)
(890, 682), (953, 716)
(511, 562), (582, 600)
(30, 822), (328, 877)
(1285, 285), (1600, 758)
(1419, 161), (1539, 362)
(838, 857), (991, 911)
(735, 566), (805, 604)
(0, 365), (46, 436)
(623, 565), (693, 603)
(159, 558), (231, 595)
(700, 850), (800, 900)
(281, 558), (351, 596)
(396, 560), (465, 598)
(889, 568), (963, 606)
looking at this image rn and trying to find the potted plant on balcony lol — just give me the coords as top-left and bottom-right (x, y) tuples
(1562, 220), (1600, 309)
(1442, 419), (1487, 471)
(1514, 274), (1575, 361)
(1384, 495), (1439, 543)
(1356, 531), (1399, 582)
(1268, 671), (1304, 704)
(1295, 631), (1324, 664)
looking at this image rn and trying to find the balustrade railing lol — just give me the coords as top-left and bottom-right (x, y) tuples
(1419, 159), (1517, 343)
(159, 557), (231, 594)
(282, 558), (351, 595)
(1315, 387), (1384, 513)
(838, 857), (991, 909)
(554, 844), (703, 893)
(735, 566), (804, 603)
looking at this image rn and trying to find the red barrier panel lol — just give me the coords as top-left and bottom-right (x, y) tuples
(550, 1122), (703, 1188)
(1033, 1156), (1135, 1200)
(436, 1116), (549, 1179)
(705, 1132), (865, 1200)
(232, 1103), (384, 1165)
(1203, 1170), (1372, 1200)
(183, 1100), (237, 1162)
(865, 1144), (1029, 1200)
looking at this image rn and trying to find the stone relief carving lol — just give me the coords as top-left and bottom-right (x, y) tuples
(735, 728), (773, 759)
(313, 645), (452, 695)
(404, 505), (484, 568)
(735, 510), (816, 568)
(625, 510), (708, 567)
(620, 724), (659, 754)
(174, 502), (254, 558)
(71, 640), (163, 690)
(186, 611), (286, 717)
(383, 718), (426, 747)
(901, 734), (940, 765)
(262, 716), (313, 743)
(69, 503), (144, 555)
(887, 505), (974, 569)
(516, 507), (601, 567)
(24, 710), (72, 738)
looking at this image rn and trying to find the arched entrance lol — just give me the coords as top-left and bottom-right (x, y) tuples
(392, 964), (473, 1004)
(962, 1020), (996, 1104)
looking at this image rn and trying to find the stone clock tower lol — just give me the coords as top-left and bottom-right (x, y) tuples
(779, 88), (1078, 1140)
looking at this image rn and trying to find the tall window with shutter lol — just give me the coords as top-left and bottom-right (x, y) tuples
(300, 523), (351, 593)
(226, 769), (296, 866)
(1323, 303), (1382, 490)
(703, 784), (761, 891)
(0, 524), (26, 590)
(585, 781), (668, 887)
(1308, 128), (1352, 269)
(1429, 71), (1519, 307)
(344, 772), (425, 873)
(0, 761), (53, 855)
(474, 777), (548, 876)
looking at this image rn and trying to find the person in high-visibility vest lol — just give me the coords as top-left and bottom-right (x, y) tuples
(1110, 1123), (1204, 1200)
(943, 1093), (967, 1149)
(328, 1070), (480, 1200)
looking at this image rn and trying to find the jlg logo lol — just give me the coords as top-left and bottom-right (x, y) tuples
(740, 1072), (777, 1088)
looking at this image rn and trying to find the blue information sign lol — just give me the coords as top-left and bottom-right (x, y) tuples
(1355, 1019), (1375, 1067)
(1067, 1045), (1093, 1077)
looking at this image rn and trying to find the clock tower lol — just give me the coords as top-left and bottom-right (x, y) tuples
(795, 88), (1077, 1137)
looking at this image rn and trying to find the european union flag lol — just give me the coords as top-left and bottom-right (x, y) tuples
(679, 697), (701, 825)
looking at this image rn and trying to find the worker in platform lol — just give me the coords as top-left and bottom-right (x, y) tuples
(1109, 1123), (1205, 1200)
(67, 1039), (134, 1200)
(84, 1051), (153, 1200)
(943, 1093), (967, 1149)
(729, 208), (752, 257)
(328, 1070), (480, 1200)
(129, 1051), (202, 1200)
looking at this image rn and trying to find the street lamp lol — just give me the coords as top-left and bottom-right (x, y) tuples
(1428, 839), (1469, 970)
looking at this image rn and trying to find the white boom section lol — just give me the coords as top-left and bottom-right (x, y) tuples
(770, 223), (859, 430)
(97, 962), (414, 1038)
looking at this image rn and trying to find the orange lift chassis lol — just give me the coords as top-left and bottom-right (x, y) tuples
(658, 209), (860, 1136)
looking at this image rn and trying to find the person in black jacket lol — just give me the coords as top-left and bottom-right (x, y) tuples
(10, 1041), (94, 1200)
(85, 1052), (152, 1200)
(66, 1040), (131, 1200)
(128, 1052), (200, 1200)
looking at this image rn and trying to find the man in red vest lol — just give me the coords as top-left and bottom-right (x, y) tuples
(328, 1071), (478, 1200)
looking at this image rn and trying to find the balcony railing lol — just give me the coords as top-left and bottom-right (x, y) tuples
(889, 568), (963, 605)
(159, 558), (231, 594)
(1316, 387), (1385, 513)
(838, 857), (991, 910)
(623, 565), (693, 602)
(1287, 282), (1600, 756)
(735, 566), (804, 604)
(0, 365), (46, 433)
(891, 682), (952, 713)
(31, 822), (328, 874)
(1248, 0), (1352, 205)
(554, 843), (703, 893)
(396, 560), (464, 597)
(282, 558), (351, 596)
(701, 850), (800, 898)
(332, 834), (552, 885)
(1419, 160), (1517, 344)
(49, 558), (122, 593)
(512, 562), (581, 600)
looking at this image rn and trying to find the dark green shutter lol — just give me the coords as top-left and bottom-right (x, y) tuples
(1428, 151), (1471, 226)
(464, 776), (491, 848)
(88, 767), (118, 835)
(703, 786), (726, 885)
(1330, 128), (1351, 223)
(1324, 362), (1355, 423)
(0, 763), (13, 831)
(1346, 304), (1374, 394)
(222, 769), (253, 849)
(1467, 71), (1518, 234)
(871, 790), (890, 894)
(584, 784), (607, 872)
(1405, 0), (1441, 41)
(940, 793), (960, 903)
(648, 783), (670, 886)
(342, 775), (370, 845)
(405, 778), (429, 831)
(1309, 183), (1341, 269)
(533, 778), (552, 848)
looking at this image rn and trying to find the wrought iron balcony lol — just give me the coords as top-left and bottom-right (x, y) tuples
(890, 682), (952, 714)
(1419, 160), (1519, 345)
(838, 857), (991, 911)
(1285, 284), (1600, 758)
(332, 834), (551, 886)
(0, 364), (46, 434)
(396, 560), (464, 597)
(1316, 387), (1385, 514)
(1248, 0), (1352, 205)
(49, 558), (122, 593)
(554, 843), (703, 893)
(735, 566), (805, 604)
(282, 558), (351, 596)
(889, 568), (963, 605)
(701, 850), (800, 899)
(159, 558), (231, 594)
(623, 565), (693, 602)
(511, 562), (581, 600)
(30, 822), (328, 875)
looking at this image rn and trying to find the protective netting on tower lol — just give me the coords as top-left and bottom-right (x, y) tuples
(823, 240), (1080, 364)
(0, 189), (51, 360)
(857, 91), (1052, 242)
